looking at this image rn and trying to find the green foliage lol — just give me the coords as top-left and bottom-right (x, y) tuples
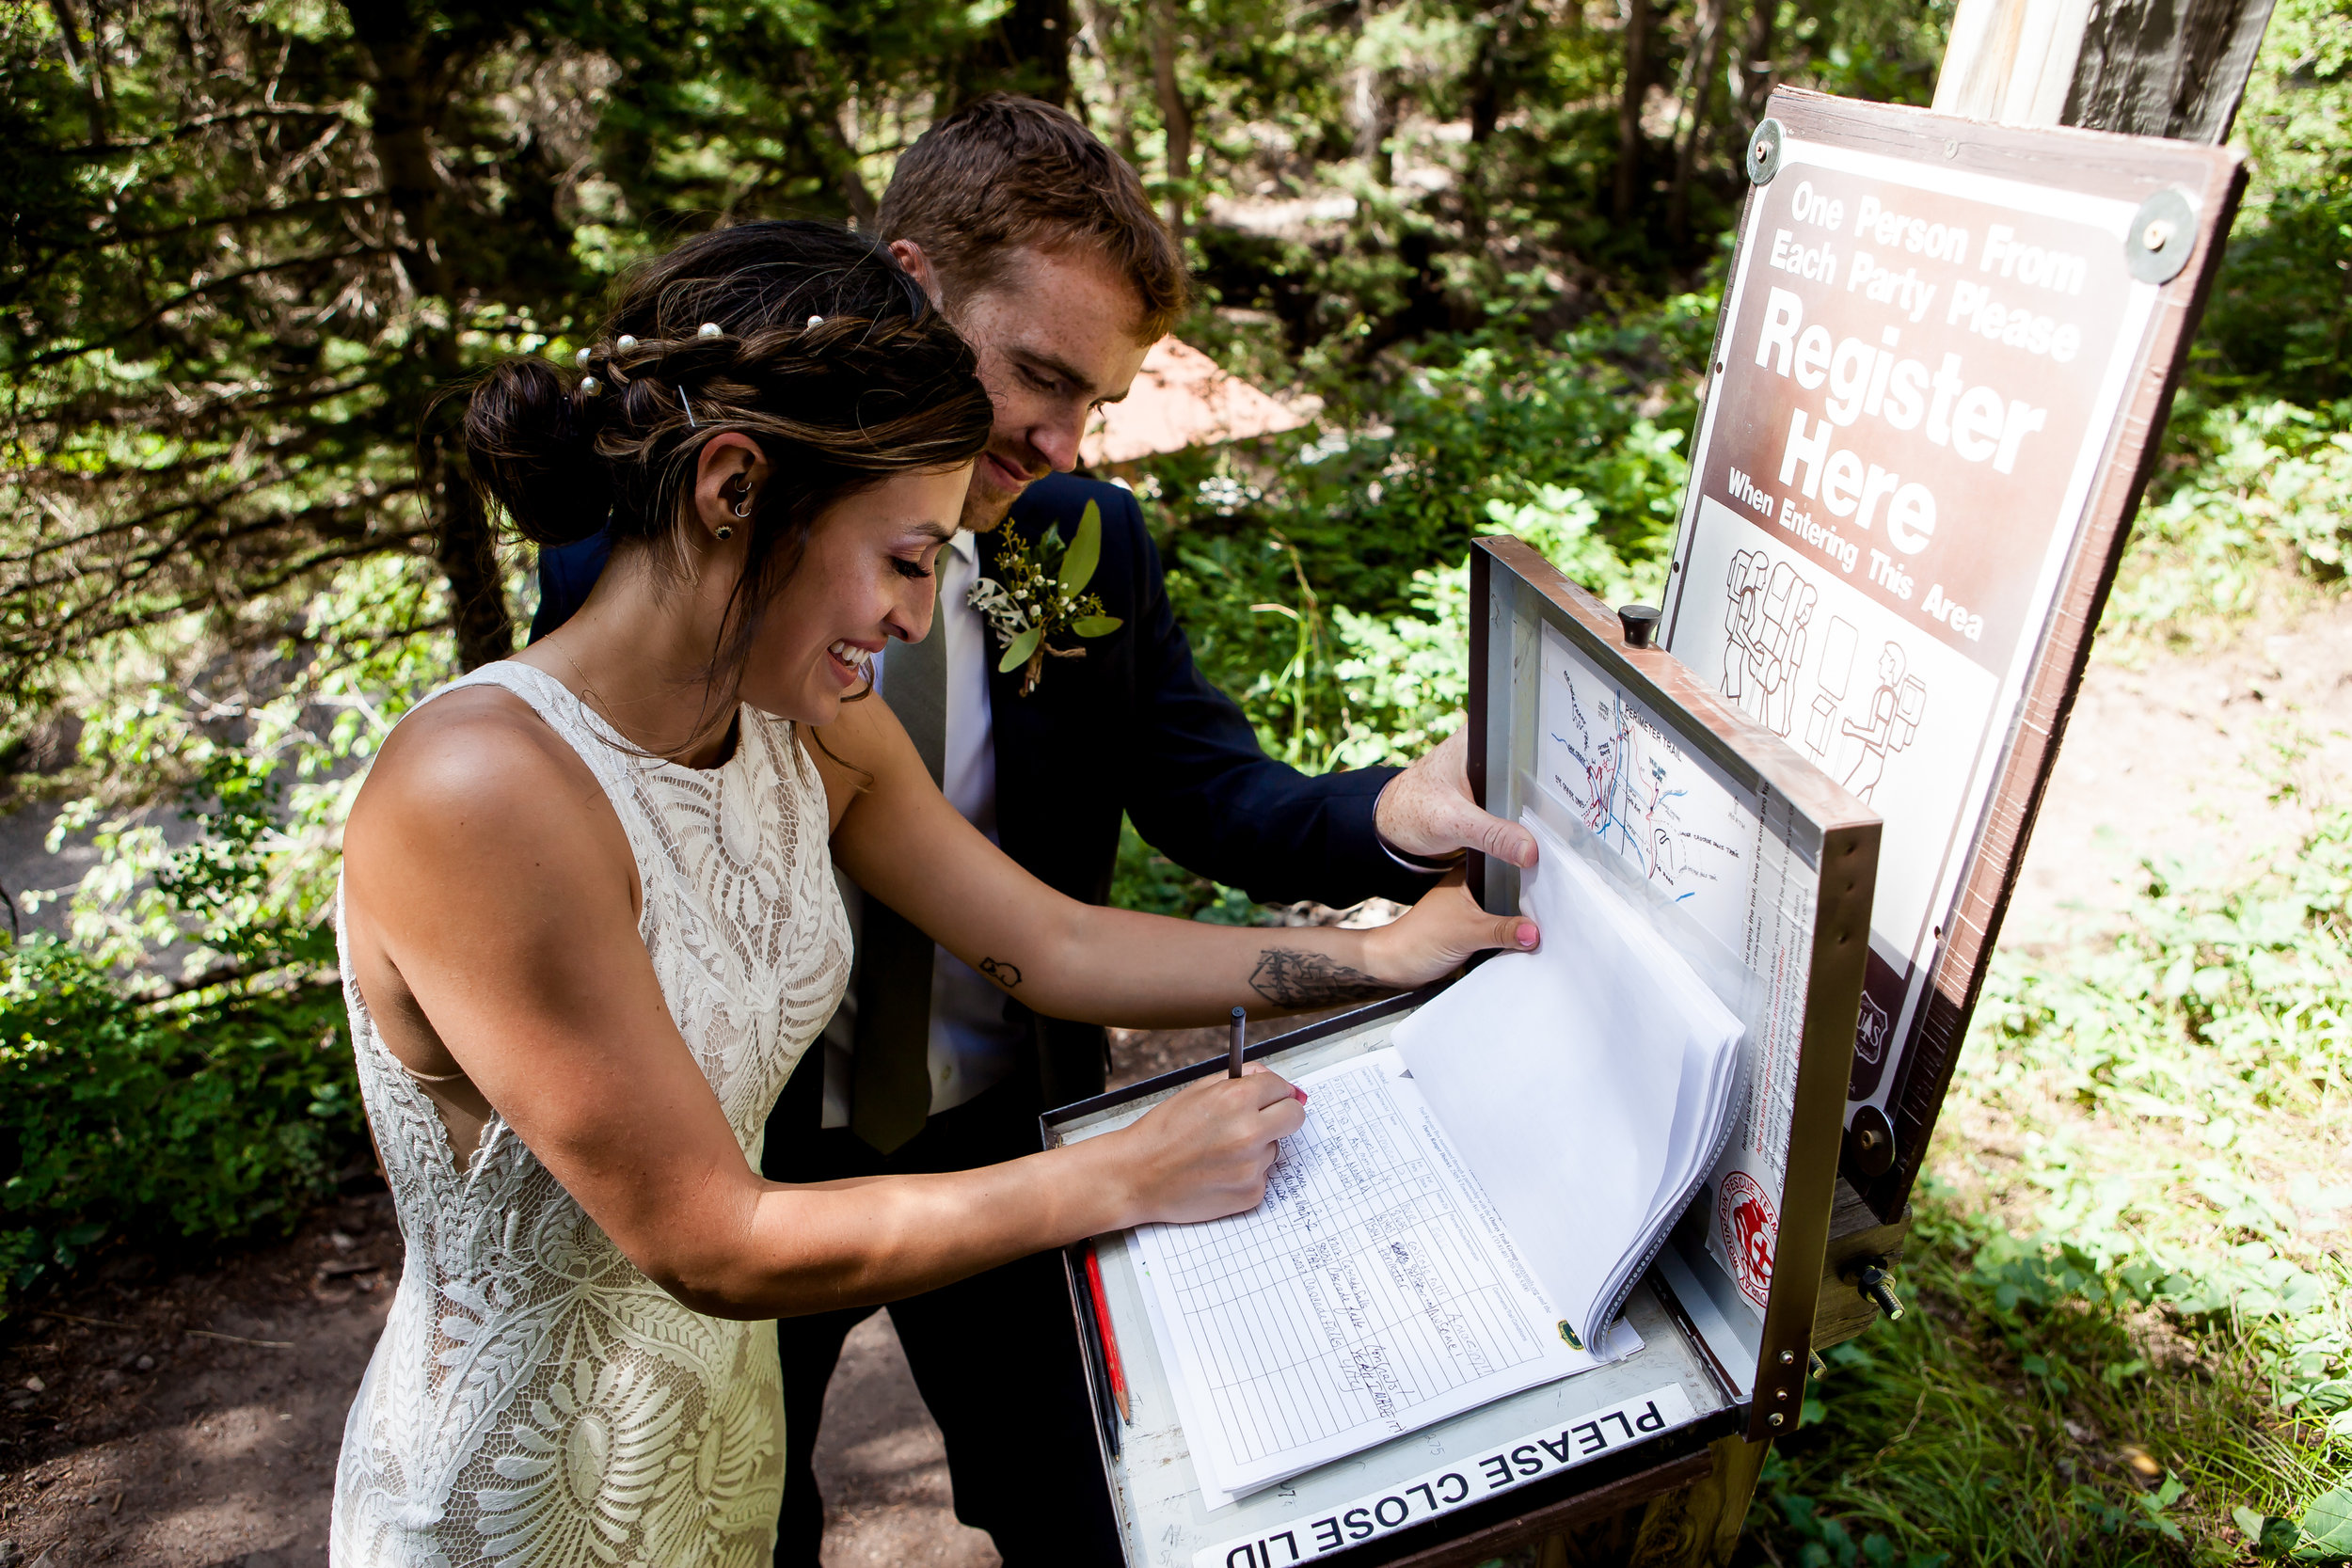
(2106, 401), (2352, 644)
(1108, 816), (1269, 925)
(1962, 816), (2352, 1442)
(0, 938), (360, 1321)
(2189, 0), (2352, 410)
(1752, 810), (2352, 1562)
(0, 686), (368, 1321)
(1145, 290), (1707, 773)
(1750, 1196), (2330, 1567)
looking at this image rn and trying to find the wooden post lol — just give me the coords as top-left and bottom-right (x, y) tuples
(1932, 0), (2275, 140)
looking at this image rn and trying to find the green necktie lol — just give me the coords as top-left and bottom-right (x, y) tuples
(850, 581), (947, 1155)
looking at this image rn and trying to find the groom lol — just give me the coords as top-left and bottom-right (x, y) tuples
(532, 95), (1537, 1566)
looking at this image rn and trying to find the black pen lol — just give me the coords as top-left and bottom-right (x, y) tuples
(1228, 1006), (1246, 1077)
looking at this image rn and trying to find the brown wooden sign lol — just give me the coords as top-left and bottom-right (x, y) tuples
(1660, 87), (2244, 1220)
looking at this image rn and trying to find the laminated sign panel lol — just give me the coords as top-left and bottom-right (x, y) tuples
(1661, 87), (2243, 1218)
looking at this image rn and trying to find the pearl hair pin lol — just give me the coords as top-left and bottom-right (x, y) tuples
(697, 322), (723, 339)
(806, 315), (824, 327)
(579, 376), (602, 396)
(616, 334), (638, 350)
(575, 347), (592, 368)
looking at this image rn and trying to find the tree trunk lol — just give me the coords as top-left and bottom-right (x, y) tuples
(1735, 0), (1775, 135)
(967, 0), (1073, 105)
(826, 98), (879, 228)
(1613, 0), (1653, 224)
(1078, 0), (1145, 170)
(1668, 0), (1727, 240)
(1150, 0), (1192, 236)
(1933, 0), (2273, 140)
(347, 0), (514, 672)
(1465, 0), (1528, 243)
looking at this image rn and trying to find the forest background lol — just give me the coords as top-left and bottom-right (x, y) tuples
(0, 0), (2347, 1559)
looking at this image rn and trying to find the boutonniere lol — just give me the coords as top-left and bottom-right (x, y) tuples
(968, 499), (1124, 696)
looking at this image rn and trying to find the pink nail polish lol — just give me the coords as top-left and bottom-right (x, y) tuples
(1294, 1087), (1310, 1103)
(1518, 924), (1538, 947)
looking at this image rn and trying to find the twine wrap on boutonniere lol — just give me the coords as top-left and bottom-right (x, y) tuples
(968, 499), (1124, 696)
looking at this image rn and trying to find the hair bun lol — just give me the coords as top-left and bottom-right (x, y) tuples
(462, 356), (612, 546)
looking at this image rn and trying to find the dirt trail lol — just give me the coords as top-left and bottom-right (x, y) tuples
(3, 600), (2346, 1567)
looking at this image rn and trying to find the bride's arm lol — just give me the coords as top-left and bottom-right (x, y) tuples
(813, 689), (1536, 1030)
(341, 689), (1304, 1321)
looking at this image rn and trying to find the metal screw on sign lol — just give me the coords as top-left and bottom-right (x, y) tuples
(1747, 119), (1784, 185)
(2125, 188), (2197, 284)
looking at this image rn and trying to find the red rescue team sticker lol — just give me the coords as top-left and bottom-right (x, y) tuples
(1718, 1171), (1777, 1310)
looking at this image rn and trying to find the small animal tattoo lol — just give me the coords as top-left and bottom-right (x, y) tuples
(978, 957), (1023, 990)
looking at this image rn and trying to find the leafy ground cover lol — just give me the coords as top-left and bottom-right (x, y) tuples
(1739, 659), (2352, 1564)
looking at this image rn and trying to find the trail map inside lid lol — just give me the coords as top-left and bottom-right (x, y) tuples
(1535, 619), (1820, 1319)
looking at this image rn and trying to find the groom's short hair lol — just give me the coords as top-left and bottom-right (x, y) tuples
(881, 95), (1187, 342)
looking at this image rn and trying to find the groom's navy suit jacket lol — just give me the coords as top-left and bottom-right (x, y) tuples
(532, 472), (1437, 1108)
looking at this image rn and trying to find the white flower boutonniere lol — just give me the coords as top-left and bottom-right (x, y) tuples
(968, 499), (1124, 696)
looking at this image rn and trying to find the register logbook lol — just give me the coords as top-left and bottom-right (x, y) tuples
(1126, 812), (1744, 1500)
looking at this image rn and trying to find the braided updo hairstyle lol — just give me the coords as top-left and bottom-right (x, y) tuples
(461, 219), (993, 709)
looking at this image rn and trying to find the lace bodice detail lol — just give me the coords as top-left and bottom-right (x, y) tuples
(331, 661), (850, 1568)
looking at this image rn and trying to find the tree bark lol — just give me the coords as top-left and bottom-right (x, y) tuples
(346, 0), (514, 672)
(1150, 0), (1193, 236)
(1465, 0), (1528, 243)
(1613, 0), (1653, 224)
(822, 96), (879, 228)
(1734, 0), (1775, 135)
(966, 0), (1073, 105)
(1667, 0), (1727, 239)
(1933, 0), (2273, 140)
(2063, 0), (2276, 139)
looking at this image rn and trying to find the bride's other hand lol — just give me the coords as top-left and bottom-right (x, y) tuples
(1360, 874), (1538, 991)
(1110, 1065), (1308, 1226)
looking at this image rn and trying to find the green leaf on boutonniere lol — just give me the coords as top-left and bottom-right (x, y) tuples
(1072, 615), (1122, 638)
(997, 625), (1041, 673)
(1057, 500), (1103, 594)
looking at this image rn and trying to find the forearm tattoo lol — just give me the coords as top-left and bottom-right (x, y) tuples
(1248, 949), (1393, 1009)
(978, 957), (1022, 990)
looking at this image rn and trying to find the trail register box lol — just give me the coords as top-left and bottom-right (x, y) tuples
(1045, 540), (1878, 1567)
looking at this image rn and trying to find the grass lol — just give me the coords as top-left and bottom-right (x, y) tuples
(1741, 697), (2352, 1564)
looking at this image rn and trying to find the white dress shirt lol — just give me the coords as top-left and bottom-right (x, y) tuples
(819, 530), (1029, 1127)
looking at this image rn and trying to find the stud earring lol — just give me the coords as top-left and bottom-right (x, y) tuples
(715, 526), (735, 541)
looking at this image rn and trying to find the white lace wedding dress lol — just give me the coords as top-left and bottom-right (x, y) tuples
(330, 662), (851, 1567)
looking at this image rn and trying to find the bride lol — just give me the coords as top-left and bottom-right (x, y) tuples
(328, 220), (1537, 1566)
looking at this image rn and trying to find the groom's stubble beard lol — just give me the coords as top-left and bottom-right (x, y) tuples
(958, 444), (1043, 534)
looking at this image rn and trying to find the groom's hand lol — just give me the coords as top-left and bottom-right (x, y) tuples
(1375, 729), (1538, 870)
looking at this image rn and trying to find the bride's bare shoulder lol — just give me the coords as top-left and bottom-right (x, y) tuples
(803, 689), (920, 830)
(349, 678), (611, 857)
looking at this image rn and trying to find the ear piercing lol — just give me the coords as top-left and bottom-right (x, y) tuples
(715, 526), (735, 541)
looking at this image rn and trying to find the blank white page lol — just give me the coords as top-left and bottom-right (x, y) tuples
(1392, 814), (1740, 1348)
